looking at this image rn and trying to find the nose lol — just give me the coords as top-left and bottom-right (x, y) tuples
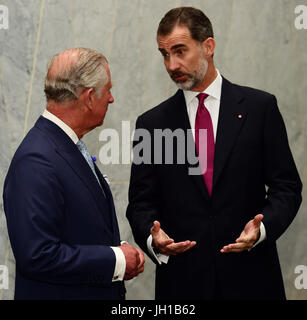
(167, 56), (180, 72)
(109, 93), (114, 104)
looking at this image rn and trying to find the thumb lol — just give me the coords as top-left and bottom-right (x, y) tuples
(151, 220), (161, 234)
(253, 214), (263, 227)
(136, 248), (145, 267)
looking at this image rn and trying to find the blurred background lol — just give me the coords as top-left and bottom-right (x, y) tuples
(0, 0), (306, 300)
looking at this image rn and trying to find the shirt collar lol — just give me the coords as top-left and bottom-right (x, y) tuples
(183, 69), (222, 106)
(42, 109), (79, 144)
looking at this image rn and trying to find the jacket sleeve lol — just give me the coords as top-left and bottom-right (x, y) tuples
(3, 153), (116, 286)
(262, 95), (302, 242)
(126, 116), (161, 261)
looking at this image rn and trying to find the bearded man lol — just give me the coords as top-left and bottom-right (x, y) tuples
(126, 7), (302, 300)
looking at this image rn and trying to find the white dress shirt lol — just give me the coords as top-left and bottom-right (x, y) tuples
(42, 110), (126, 281)
(148, 70), (266, 264)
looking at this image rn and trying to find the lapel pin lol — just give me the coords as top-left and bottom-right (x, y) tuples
(91, 156), (97, 162)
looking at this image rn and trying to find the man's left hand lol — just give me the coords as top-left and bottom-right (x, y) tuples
(220, 214), (263, 253)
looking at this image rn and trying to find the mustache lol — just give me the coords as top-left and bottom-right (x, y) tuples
(170, 71), (192, 80)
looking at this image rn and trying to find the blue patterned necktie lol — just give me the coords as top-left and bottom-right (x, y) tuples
(76, 140), (105, 196)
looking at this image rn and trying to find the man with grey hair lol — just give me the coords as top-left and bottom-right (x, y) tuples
(3, 48), (145, 300)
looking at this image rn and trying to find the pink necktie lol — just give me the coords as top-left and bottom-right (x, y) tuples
(195, 93), (215, 196)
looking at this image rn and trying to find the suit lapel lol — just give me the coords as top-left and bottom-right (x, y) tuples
(35, 117), (115, 239)
(94, 165), (121, 244)
(212, 78), (246, 190)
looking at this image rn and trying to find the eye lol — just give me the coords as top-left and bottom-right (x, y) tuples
(161, 51), (169, 58)
(177, 49), (184, 55)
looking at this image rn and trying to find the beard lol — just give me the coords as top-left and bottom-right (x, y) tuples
(170, 54), (208, 91)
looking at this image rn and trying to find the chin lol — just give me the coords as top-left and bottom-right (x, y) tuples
(91, 121), (103, 131)
(175, 81), (194, 90)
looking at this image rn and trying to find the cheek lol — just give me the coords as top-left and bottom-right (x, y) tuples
(102, 102), (109, 113)
(164, 60), (170, 71)
(187, 57), (197, 70)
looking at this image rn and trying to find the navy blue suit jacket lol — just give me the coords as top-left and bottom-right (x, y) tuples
(3, 116), (125, 300)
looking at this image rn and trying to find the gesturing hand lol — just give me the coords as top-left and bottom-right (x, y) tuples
(221, 214), (263, 253)
(119, 243), (145, 280)
(151, 220), (196, 255)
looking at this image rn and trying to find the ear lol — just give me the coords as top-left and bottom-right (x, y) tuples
(202, 37), (215, 58)
(82, 88), (96, 111)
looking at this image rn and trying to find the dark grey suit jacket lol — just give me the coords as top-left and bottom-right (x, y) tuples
(127, 77), (302, 300)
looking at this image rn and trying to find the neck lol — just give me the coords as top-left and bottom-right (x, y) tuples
(192, 62), (217, 92)
(46, 102), (88, 139)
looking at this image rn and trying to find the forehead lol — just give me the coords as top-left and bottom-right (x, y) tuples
(104, 65), (112, 86)
(157, 25), (195, 50)
(104, 64), (111, 78)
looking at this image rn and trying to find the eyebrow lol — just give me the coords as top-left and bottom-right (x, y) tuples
(171, 44), (186, 50)
(158, 44), (187, 52)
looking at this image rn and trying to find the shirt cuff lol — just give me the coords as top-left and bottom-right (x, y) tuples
(147, 234), (169, 264)
(249, 221), (266, 251)
(110, 246), (126, 282)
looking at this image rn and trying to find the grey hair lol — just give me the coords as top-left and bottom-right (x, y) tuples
(44, 48), (109, 103)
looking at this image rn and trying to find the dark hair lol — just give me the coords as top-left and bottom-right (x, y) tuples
(157, 7), (214, 42)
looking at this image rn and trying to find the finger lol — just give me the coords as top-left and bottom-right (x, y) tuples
(138, 266), (144, 274)
(124, 273), (134, 280)
(136, 248), (145, 268)
(150, 220), (161, 234)
(230, 242), (251, 250)
(221, 247), (246, 253)
(171, 241), (196, 253)
(181, 241), (197, 253)
(236, 233), (258, 244)
(157, 238), (174, 247)
(164, 240), (196, 255)
(166, 240), (191, 250)
(253, 214), (263, 226)
(255, 213), (264, 220)
(221, 242), (251, 253)
(232, 246), (251, 252)
(135, 251), (141, 266)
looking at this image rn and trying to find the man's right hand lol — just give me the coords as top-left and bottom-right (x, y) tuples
(151, 220), (196, 255)
(119, 243), (145, 280)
